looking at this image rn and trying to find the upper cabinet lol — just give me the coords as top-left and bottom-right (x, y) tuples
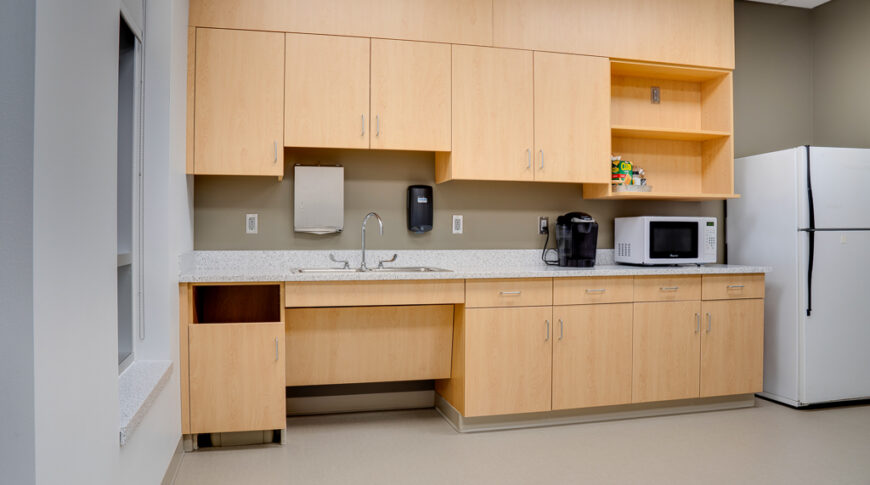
(192, 28), (284, 176)
(438, 46), (534, 182)
(370, 39), (451, 152)
(492, 0), (734, 69)
(285, 34), (370, 150)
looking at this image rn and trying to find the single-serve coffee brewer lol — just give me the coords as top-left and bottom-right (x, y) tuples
(555, 212), (598, 267)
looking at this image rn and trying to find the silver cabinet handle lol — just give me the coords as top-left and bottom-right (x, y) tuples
(695, 313), (700, 333)
(274, 141), (278, 163)
(526, 149), (531, 170)
(559, 319), (564, 341)
(499, 291), (522, 296)
(376, 115), (379, 137)
(274, 338), (279, 361)
(545, 320), (550, 341)
(539, 149), (544, 170)
(585, 288), (606, 293)
(660, 286), (680, 291)
(706, 313), (712, 333)
(727, 285), (745, 289)
(361, 114), (365, 136)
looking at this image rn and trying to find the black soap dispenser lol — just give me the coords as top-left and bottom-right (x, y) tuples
(407, 185), (433, 233)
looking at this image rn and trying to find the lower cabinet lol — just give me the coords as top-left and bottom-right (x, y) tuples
(464, 306), (553, 417)
(700, 299), (764, 397)
(552, 303), (633, 409)
(632, 301), (702, 403)
(188, 322), (286, 434)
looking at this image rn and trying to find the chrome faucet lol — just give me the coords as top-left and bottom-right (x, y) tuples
(360, 212), (383, 271)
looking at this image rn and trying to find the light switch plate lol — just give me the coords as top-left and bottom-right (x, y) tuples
(246, 214), (258, 234)
(452, 215), (463, 234)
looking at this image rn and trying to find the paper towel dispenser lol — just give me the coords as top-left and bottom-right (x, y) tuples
(293, 165), (343, 234)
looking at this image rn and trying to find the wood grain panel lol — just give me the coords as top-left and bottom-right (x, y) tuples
(702, 274), (765, 301)
(186, 27), (195, 175)
(465, 278), (552, 308)
(285, 305), (453, 386)
(284, 34), (370, 149)
(189, 322), (286, 433)
(465, 307), (553, 417)
(193, 28), (284, 176)
(370, 39), (451, 151)
(634, 275), (702, 302)
(553, 277), (634, 306)
(632, 301), (701, 403)
(284, 279), (465, 307)
(533, 52), (610, 183)
(179, 285), (191, 434)
(492, 0), (735, 69)
(611, 76), (702, 131)
(611, 137), (702, 194)
(189, 0), (493, 47)
(552, 304), (633, 409)
(437, 45), (533, 182)
(700, 299), (764, 397)
(435, 305), (467, 415)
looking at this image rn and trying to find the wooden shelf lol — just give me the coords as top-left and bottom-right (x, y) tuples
(583, 188), (740, 201)
(610, 60), (730, 82)
(611, 125), (730, 142)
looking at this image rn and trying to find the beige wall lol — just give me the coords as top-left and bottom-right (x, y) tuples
(811, 0), (870, 148)
(195, 148), (722, 254)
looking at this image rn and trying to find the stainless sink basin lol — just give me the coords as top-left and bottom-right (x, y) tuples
(296, 268), (364, 274)
(296, 266), (451, 274)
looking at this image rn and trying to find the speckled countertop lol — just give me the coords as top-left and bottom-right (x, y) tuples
(179, 250), (770, 283)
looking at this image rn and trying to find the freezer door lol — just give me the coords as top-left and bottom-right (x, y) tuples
(800, 230), (870, 404)
(804, 147), (870, 229)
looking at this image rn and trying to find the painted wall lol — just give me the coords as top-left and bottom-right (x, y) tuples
(811, 0), (870, 148)
(0, 1), (36, 483)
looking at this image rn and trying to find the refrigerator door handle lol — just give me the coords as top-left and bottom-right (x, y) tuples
(805, 145), (815, 317)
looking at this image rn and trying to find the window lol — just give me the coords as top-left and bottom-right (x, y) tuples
(117, 16), (143, 372)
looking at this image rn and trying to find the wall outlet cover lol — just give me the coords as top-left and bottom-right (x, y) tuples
(452, 215), (463, 234)
(539, 216), (549, 235)
(246, 214), (258, 234)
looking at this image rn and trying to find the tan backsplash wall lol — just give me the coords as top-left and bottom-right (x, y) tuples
(195, 148), (723, 256)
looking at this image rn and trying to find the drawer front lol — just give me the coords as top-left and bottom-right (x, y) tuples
(285, 279), (465, 307)
(465, 278), (552, 308)
(553, 277), (633, 305)
(702, 274), (765, 300)
(633, 275), (701, 302)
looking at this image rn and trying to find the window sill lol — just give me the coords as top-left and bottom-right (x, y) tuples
(119, 360), (172, 446)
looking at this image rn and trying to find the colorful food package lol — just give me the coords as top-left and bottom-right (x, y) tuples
(611, 156), (633, 186)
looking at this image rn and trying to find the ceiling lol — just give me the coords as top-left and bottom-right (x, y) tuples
(745, 0), (831, 8)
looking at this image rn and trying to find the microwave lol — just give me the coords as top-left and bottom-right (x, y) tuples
(614, 216), (717, 265)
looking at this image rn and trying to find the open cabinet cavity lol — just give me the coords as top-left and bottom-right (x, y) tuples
(584, 60), (738, 201)
(192, 284), (282, 324)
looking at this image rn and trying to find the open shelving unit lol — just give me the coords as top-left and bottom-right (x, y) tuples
(584, 60), (739, 201)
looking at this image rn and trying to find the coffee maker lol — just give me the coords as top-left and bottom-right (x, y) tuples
(555, 212), (598, 267)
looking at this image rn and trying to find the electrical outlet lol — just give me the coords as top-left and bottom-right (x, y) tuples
(245, 214), (258, 234)
(452, 215), (463, 234)
(538, 216), (549, 235)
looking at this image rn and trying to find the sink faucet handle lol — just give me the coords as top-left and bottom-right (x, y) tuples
(377, 254), (398, 269)
(328, 253), (350, 269)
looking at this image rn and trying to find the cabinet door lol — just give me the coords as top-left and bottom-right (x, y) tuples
(194, 28), (284, 176)
(700, 299), (764, 397)
(552, 304), (632, 410)
(448, 45), (534, 181)
(632, 301), (701, 403)
(465, 307), (552, 416)
(533, 52), (610, 183)
(370, 39), (451, 151)
(285, 34), (370, 149)
(189, 322), (285, 433)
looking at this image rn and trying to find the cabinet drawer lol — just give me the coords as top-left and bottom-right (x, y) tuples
(285, 279), (464, 307)
(702, 274), (765, 300)
(465, 278), (552, 308)
(553, 277), (633, 305)
(633, 275), (701, 302)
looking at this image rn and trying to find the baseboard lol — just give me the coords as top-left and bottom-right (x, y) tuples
(160, 438), (184, 485)
(435, 393), (757, 433)
(287, 390), (435, 415)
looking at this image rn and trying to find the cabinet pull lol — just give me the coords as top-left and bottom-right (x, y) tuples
(660, 286), (679, 291)
(539, 149), (544, 170)
(585, 288), (606, 293)
(361, 114), (365, 136)
(526, 149), (531, 170)
(273, 141), (278, 163)
(545, 320), (550, 341)
(274, 338), (279, 361)
(376, 115), (379, 137)
(695, 313), (700, 333)
(727, 284), (745, 289)
(499, 291), (522, 296)
(706, 313), (712, 333)
(559, 319), (564, 341)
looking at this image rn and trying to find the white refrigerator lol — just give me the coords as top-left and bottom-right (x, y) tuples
(727, 146), (870, 406)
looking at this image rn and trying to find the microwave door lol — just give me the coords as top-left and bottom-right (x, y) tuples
(649, 221), (699, 261)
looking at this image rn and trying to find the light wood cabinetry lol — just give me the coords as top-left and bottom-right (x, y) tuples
(700, 299), (764, 397)
(370, 39), (451, 151)
(533, 52), (611, 184)
(632, 301), (702, 403)
(284, 279), (464, 307)
(192, 28), (284, 176)
(284, 34), (370, 149)
(702, 274), (765, 301)
(552, 304), (633, 409)
(464, 306), (553, 417)
(285, 305), (453, 386)
(188, 322), (286, 433)
(436, 45), (534, 182)
(553, 276), (633, 305)
(465, 278), (552, 308)
(634, 275), (701, 302)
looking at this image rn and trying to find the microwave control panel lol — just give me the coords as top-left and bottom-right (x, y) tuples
(704, 220), (717, 255)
